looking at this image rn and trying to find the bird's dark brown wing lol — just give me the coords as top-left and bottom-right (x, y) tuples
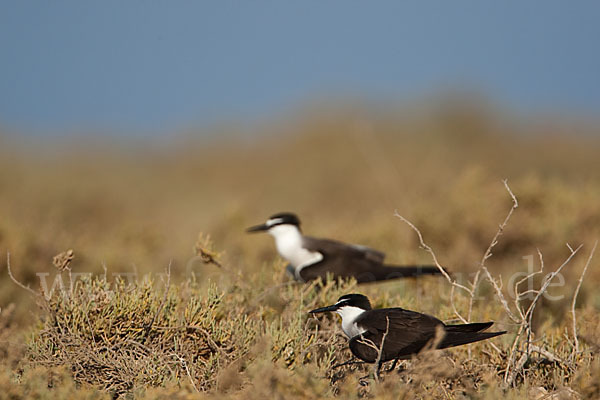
(298, 236), (441, 283)
(298, 236), (387, 282)
(348, 308), (444, 363)
(303, 236), (386, 263)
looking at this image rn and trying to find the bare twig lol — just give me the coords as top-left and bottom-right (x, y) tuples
(513, 251), (544, 321)
(6, 252), (38, 296)
(449, 285), (468, 324)
(503, 244), (583, 385)
(394, 179), (586, 388)
(356, 317), (390, 381)
(394, 212), (462, 288)
(529, 345), (565, 364)
(482, 266), (521, 323)
(373, 316), (390, 381)
(395, 180), (519, 328)
(524, 244), (582, 327)
(469, 179), (518, 321)
(571, 240), (597, 358)
(394, 212), (471, 323)
(172, 353), (200, 393)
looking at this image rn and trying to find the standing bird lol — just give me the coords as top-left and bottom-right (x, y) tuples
(246, 212), (442, 283)
(310, 294), (505, 372)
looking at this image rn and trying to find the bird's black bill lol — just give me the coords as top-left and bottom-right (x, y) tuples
(246, 223), (269, 233)
(309, 304), (338, 314)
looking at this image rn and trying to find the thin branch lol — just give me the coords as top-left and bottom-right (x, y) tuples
(393, 212), (462, 289)
(469, 179), (518, 321)
(450, 285), (468, 324)
(356, 317), (390, 382)
(482, 266), (520, 323)
(571, 240), (597, 357)
(567, 243), (574, 253)
(529, 345), (566, 364)
(6, 252), (38, 296)
(513, 250), (544, 321)
(394, 211), (471, 323)
(503, 244), (583, 384)
(524, 244), (582, 320)
(172, 353), (200, 393)
(373, 316), (390, 381)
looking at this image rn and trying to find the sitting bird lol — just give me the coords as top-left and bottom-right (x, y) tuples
(310, 294), (505, 372)
(247, 212), (442, 283)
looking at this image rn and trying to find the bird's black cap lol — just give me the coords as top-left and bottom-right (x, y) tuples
(246, 212), (301, 233)
(309, 293), (372, 314)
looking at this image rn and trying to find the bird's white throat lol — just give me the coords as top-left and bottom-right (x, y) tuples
(268, 225), (322, 274)
(336, 306), (367, 338)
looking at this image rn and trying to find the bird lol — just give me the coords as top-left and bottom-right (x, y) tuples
(309, 294), (505, 372)
(246, 212), (443, 283)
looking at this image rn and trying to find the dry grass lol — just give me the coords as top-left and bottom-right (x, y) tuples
(1, 103), (599, 398)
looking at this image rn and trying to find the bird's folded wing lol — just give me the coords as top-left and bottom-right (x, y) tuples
(350, 308), (445, 358)
(303, 236), (386, 263)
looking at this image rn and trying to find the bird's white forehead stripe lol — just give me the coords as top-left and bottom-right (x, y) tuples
(266, 218), (284, 227)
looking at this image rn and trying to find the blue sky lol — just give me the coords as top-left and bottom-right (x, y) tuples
(1, 1), (599, 136)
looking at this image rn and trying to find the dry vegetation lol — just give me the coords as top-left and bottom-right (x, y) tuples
(1, 102), (599, 398)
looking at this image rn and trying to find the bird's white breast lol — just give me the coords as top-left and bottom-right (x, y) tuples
(336, 306), (367, 338)
(268, 225), (322, 274)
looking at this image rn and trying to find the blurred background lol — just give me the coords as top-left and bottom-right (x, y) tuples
(1, 2), (599, 318)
